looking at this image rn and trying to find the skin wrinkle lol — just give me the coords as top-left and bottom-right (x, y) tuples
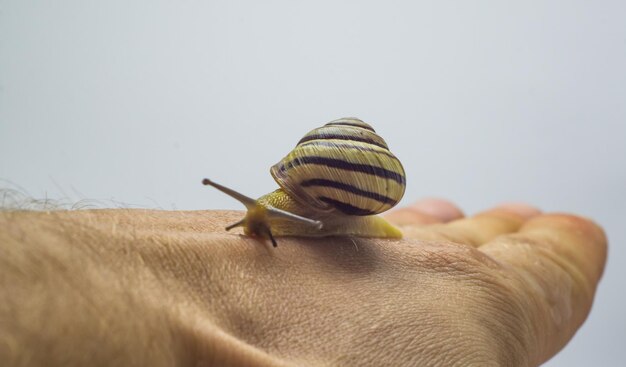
(265, 274), (380, 359)
(382, 235), (535, 366)
(334, 310), (429, 365)
(236, 240), (460, 364)
(482, 234), (598, 360)
(421, 255), (532, 366)
(504, 249), (586, 363)
(178, 311), (295, 367)
(148, 236), (341, 363)
(472, 284), (533, 366)
(483, 257), (548, 366)
(137, 233), (270, 328)
(310, 247), (504, 366)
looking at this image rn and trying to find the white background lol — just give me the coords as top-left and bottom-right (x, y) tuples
(1, 1), (625, 365)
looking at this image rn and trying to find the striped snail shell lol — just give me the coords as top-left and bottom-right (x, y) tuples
(271, 118), (406, 216)
(203, 118), (406, 246)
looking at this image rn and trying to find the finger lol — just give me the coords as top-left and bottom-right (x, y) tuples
(480, 214), (607, 364)
(384, 198), (464, 226)
(403, 203), (541, 245)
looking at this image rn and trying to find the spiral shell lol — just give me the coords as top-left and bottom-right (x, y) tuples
(270, 118), (406, 216)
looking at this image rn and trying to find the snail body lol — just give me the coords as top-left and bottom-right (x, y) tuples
(203, 118), (406, 246)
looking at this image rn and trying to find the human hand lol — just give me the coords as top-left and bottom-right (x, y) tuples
(185, 201), (606, 366)
(0, 200), (606, 367)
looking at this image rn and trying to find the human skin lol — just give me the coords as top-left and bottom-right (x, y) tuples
(0, 200), (607, 366)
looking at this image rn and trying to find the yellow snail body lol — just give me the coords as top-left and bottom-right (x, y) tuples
(203, 118), (406, 246)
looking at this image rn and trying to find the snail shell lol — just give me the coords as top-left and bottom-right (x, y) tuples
(271, 118), (406, 216)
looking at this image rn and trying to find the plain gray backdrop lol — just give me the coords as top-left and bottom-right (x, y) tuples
(1, 1), (625, 365)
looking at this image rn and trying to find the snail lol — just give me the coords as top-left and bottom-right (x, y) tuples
(203, 117), (406, 246)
